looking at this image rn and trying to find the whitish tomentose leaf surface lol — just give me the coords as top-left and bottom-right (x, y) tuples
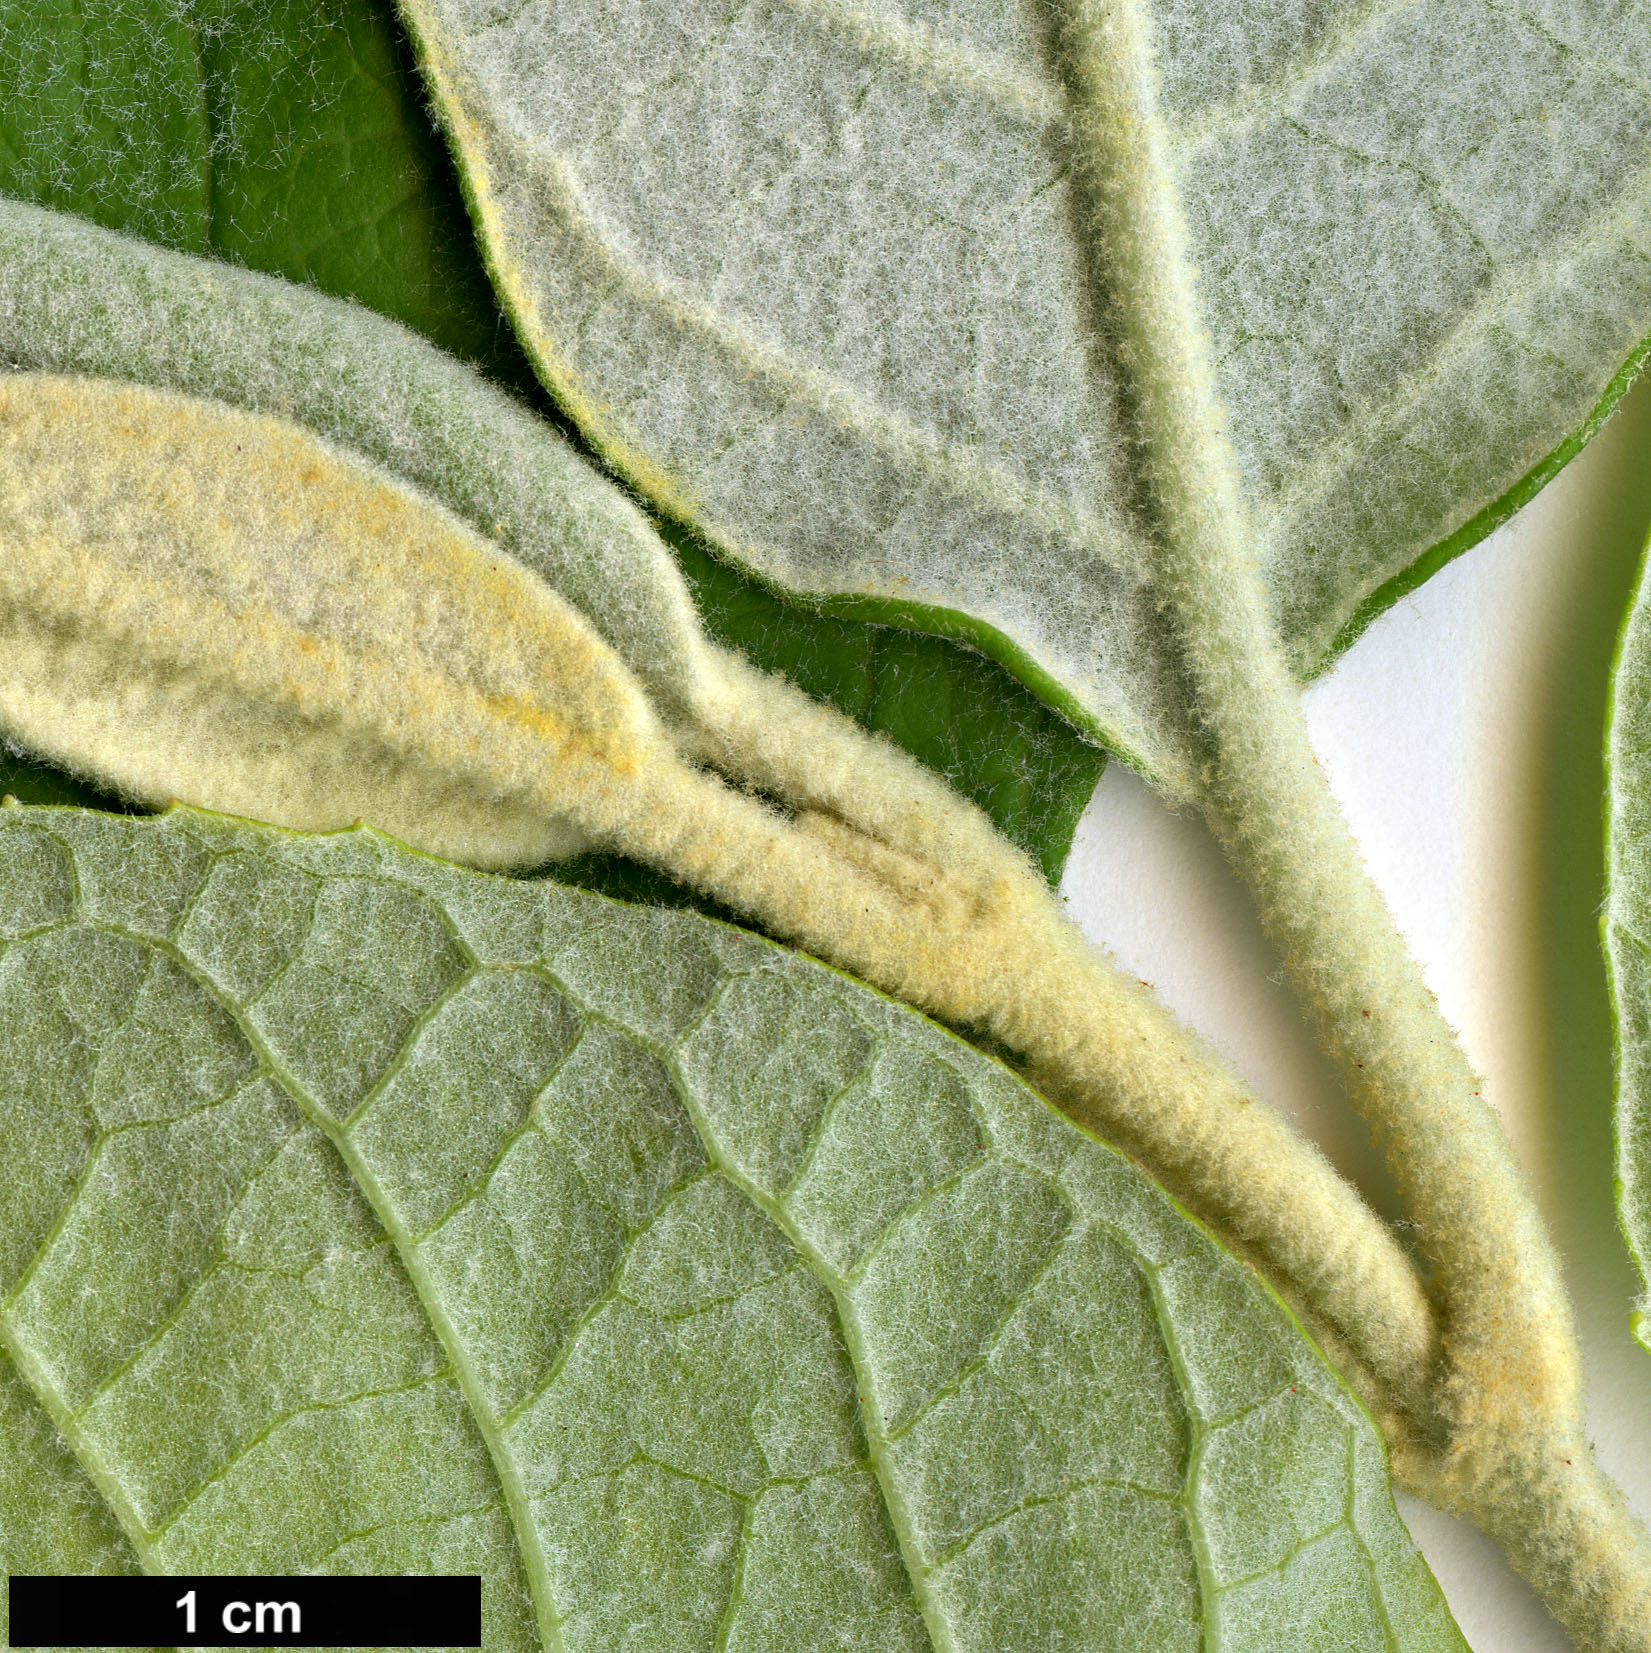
(0, 2), (1107, 882)
(0, 196), (1100, 880)
(401, 0), (1651, 793)
(1606, 516), (1651, 1356)
(0, 807), (1463, 1652)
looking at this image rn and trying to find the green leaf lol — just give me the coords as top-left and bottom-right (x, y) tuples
(0, 0), (525, 382)
(194, 0), (528, 378)
(0, 0), (210, 251)
(0, 746), (120, 813)
(1604, 506), (1651, 1356)
(0, 804), (1462, 1650)
(0, 0), (1102, 880)
(399, 0), (1651, 795)
(0, 1356), (150, 1643)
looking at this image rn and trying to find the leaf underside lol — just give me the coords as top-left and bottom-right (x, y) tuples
(0, 0), (1102, 882)
(0, 807), (1463, 1652)
(1605, 509), (1651, 1354)
(401, 0), (1651, 796)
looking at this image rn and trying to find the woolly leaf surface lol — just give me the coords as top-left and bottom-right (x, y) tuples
(0, 805), (1464, 1650)
(0, 0), (1101, 880)
(1605, 510), (1651, 1355)
(0, 370), (664, 872)
(400, 0), (1651, 794)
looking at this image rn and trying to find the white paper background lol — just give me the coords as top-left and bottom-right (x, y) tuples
(1057, 376), (1651, 1650)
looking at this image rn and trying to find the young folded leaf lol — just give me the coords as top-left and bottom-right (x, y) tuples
(0, 806), (1466, 1652)
(0, 194), (1099, 878)
(0, 367), (1432, 1434)
(0, 0), (1107, 882)
(396, 0), (1651, 791)
(0, 196), (718, 730)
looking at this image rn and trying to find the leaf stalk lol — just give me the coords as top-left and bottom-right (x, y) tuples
(1045, 0), (1651, 1642)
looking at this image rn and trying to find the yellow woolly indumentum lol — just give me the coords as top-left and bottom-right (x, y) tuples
(0, 374), (1428, 1400)
(3, 364), (1649, 1647)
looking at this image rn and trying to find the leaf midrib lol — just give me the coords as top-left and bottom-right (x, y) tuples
(422, 0), (1651, 808)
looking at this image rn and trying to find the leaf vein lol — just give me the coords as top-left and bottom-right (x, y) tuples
(85, 920), (572, 1653)
(880, 1220), (1077, 1446)
(505, 148), (1137, 572)
(1171, 0), (1423, 151)
(144, 1372), (454, 1546)
(1268, 158), (1651, 548)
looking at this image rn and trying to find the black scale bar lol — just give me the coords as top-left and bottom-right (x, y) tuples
(7, 1576), (482, 1647)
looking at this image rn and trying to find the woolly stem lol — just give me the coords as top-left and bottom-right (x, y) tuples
(0, 369), (1430, 1427)
(1051, 0), (1651, 1640)
(665, 656), (1443, 1411)
(1438, 1429), (1651, 1652)
(679, 642), (1041, 879)
(590, 735), (1439, 1430)
(1062, 0), (1580, 1421)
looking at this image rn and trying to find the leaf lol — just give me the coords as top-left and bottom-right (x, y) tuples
(400, 0), (1651, 794)
(0, 0), (528, 383)
(0, 0), (1103, 881)
(668, 520), (1103, 885)
(1604, 507), (1651, 1356)
(0, 369), (670, 869)
(0, 804), (1463, 1650)
(0, 252), (1098, 942)
(0, 361), (1449, 1442)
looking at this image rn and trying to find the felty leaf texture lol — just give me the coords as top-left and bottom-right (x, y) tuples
(0, 0), (1104, 885)
(2, 0), (1651, 1650)
(401, 0), (1651, 795)
(0, 4), (1463, 1649)
(0, 808), (1465, 1650)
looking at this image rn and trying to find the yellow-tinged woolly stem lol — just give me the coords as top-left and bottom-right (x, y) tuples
(631, 637), (1446, 1419)
(1445, 1438), (1651, 1653)
(605, 753), (1440, 1429)
(0, 370), (1432, 1433)
(1051, 0), (1651, 1641)
(15, 361), (1641, 1636)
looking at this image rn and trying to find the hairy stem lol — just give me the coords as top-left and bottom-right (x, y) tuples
(0, 365), (1431, 1426)
(1451, 1431), (1651, 1653)
(599, 690), (1440, 1427)
(1061, 0), (1579, 1428)
(1050, 0), (1651, 1642)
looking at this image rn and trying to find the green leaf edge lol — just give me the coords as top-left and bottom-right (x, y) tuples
(399, 2), (1651, 788)
(628, 324), (1650, 787)
(1331, 333), (1651, 673)
(0, 795), (1465, 1642)
(1601, 501), (1651, 1358)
